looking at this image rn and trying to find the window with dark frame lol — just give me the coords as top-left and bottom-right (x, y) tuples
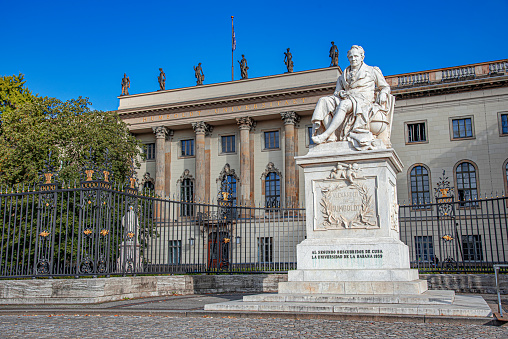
(407, 122), (427, 143)
(455, 162), (478, 206)
(452, 118), (473, 139)
(410, 166), (431, 206)
(180, 178), (194, 216)
(501, 113), (508, 135)
(264, 131), (280, 149)
(462, 235), (483, 261)
(414, 236), (434, 262)
(265, 172), (281, 209)
(308, 127), (315, 145)
(181, 139), (195, 157)
(168, 240), (182, 264)
(221, 135), (236, 153)
(258, 237), (273, 263)
(144, 143), (156, 160)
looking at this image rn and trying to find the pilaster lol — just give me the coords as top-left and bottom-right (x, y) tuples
(192, 121), (213, 202)
(236, 117), (256, 205)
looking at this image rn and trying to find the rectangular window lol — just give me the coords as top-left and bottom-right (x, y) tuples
(264, 131), (280, 149)
(221, 135), (236, 153)
(168, 240), (182, 264)
(308, 127), (315, 145)
(501, 113), (508, 135)
(462, 235), (483, 261)
(144, 143), (155, 160)
(407, 122), (427, 143)
(414, 236), (434, 262)
(181, 139), (195, 157)
(258, 237), (273, 263)
(452, 118), (473, 139)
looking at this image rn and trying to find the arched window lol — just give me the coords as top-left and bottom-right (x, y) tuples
(216, 164), (239, 207)
(222, 175), (237, 206)
(409, 165), (431, 205)
(455, 161), (478, 203)
(181, 179), (194, 216)
(265, 172), (281, 209)
(178, 169), (195, 216)
(504, 160), (508, 193)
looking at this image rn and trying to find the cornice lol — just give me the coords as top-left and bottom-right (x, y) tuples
(392, 75), (508, 100)
(117, 83), (335, 118)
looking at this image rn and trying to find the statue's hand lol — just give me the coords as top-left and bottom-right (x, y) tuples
(378, 92), (388, 105)
(339, 90), (347, 99)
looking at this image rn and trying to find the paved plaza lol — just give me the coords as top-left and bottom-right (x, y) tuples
(0, 293), (506, 338)
(0, 314), (507, 338)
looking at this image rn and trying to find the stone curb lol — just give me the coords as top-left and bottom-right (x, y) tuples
(0, 309), (500, 326)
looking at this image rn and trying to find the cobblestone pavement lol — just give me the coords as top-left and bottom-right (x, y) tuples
(0, 314), (506, 338)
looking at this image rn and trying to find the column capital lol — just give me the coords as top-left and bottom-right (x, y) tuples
(152, 126), (173, 139)
(280, 111), (301, 125)
(192, 121), (213, 135)
(236, 117), (256, 131)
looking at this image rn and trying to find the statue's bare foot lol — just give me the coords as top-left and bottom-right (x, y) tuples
(312, 134), (328, 144)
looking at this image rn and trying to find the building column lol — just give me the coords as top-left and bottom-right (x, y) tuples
(152, 126), (170, 197)
(236, 117), (255, 205)
(192, 121), (213, 202)
(281, 111), (300, 207)
(164, 129), (174, 195)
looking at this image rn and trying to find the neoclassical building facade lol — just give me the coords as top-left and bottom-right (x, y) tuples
(118, 59), (508, 207)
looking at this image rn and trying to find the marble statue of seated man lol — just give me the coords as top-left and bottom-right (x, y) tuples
(311, 45), (393, 150)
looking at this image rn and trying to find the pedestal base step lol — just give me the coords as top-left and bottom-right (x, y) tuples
(244, 290), (455, 305)
(279, 280), (428, 295)
(204, 292), (492, 318)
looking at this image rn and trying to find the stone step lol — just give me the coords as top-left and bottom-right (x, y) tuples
(244, 290), (455, 305)
(288, 268), (419, 282)
(204, 294), (492, 318)
(278, 280), (428, 295)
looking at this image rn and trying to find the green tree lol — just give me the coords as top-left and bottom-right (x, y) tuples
(0, 73), (34, 117)
(0, 74), (144, 185)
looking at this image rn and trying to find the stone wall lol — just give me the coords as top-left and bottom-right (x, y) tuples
(0, 274), (288, 304)
(0, 274), (505, 304)
(421, 274), (508, 294)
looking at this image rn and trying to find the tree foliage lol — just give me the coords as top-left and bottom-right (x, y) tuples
(0, 74), (144, 185)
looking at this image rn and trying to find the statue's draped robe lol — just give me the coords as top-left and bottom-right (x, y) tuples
(311, 62), (391, 149)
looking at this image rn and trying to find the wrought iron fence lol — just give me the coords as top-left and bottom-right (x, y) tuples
(0, 162), (306, 278)
(0, 158), (506, 278)
(399, 193), (508, 274)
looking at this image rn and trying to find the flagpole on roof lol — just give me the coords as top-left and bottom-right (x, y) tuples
(231, 16), (235, 81)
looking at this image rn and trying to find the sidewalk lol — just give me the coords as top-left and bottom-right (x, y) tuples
(0, 293), (505, 325)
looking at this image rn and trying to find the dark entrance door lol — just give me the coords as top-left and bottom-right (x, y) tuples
(207, 231), (230, 270)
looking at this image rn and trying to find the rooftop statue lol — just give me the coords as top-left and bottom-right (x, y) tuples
(329, 41), (339, 67)
(311, 45), (394, 151)
(158, 68), (166, 91)
(238, 54), (249, 79)
(121, 73), (130, 96)
(284, 48), (293, 73)
(194, 63), (205, 86)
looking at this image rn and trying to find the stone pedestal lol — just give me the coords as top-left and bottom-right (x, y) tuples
(278, 142), (426, 294)
(205, 142), (492, 318)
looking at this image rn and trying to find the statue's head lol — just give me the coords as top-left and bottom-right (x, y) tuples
(159, 68), (163, 72)
(331, 41), (334, 45)
(347, 45), (365, 67)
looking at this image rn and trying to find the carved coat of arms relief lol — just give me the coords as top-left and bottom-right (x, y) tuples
(316, 162), (378, 230)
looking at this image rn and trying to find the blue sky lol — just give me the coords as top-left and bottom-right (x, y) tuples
(1, 0), (507, 112)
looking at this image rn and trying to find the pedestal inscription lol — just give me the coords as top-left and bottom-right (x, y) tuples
(313, 163), (378, 230)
